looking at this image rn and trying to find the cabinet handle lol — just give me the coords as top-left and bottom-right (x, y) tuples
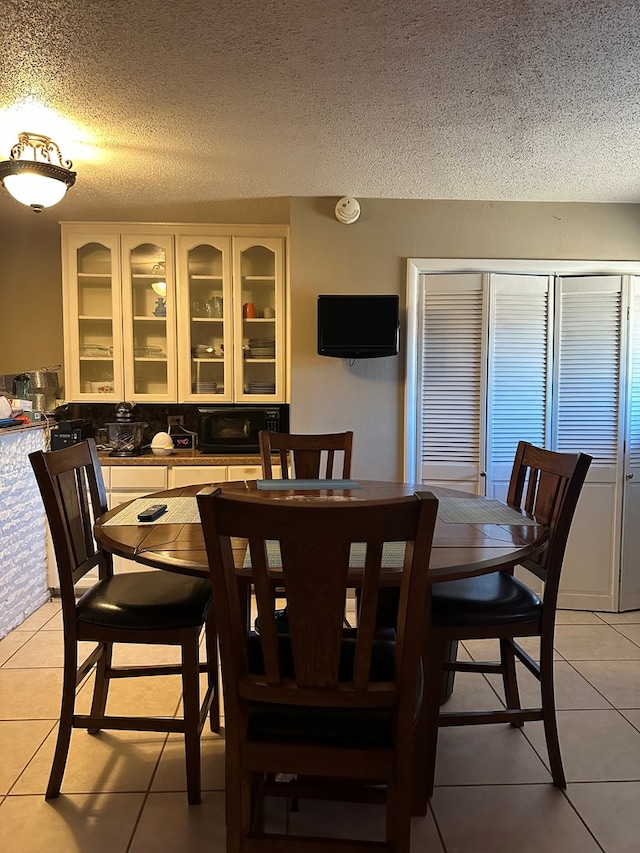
(480, 471), (486, 477)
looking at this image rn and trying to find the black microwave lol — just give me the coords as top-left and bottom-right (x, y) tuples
(197, 404), (290, 454)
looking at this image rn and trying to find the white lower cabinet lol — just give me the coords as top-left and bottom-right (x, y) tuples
(227, 464), (263, 481)
(168, 466), (228, 488)
(108, 466), (168, 575)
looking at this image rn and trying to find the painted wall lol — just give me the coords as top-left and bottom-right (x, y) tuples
(289, 198), (640, 480)
(2, 197), (640, 481)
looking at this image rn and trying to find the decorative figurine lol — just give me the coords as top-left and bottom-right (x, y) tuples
(153, 297), (166, 317)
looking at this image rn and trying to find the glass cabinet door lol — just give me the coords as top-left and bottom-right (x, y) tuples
(120, 235), (176, 402)
(63, 234), (123, 401)
(233, 237), (286, 401)
(176, 236), (232, 402)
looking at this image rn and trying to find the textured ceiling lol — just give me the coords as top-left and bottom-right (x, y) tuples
(2, 0), (640, 218)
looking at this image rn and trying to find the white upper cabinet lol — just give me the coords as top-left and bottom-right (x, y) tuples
(62, 231), (123, 403)
(176, 235), (233, 402)
(233, 237), (286, 402)
(120, 233), (177, 402)
(62, 224), (288, 404)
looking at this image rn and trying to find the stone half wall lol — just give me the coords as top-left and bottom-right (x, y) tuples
(0, 427), (50, 638)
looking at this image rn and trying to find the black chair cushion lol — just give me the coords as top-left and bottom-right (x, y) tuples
(245, 632), (414, 747)
(77, 572), (212, 631)
(431, 571), (542, 627)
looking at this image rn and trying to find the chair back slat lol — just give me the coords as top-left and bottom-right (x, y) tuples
(57, 467), (95, 569)
(280, 538), (351, 689)
(198, 491), (438, 711)
(248, 537), (283, 684)
(354, 542), (383, 689)
(259, 430), (353, 480)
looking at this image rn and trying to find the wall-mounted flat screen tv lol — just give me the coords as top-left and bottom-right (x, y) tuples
(317, 294), (400, 359)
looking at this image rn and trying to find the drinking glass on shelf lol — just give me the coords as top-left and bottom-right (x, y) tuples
(207, 296), (223, 318)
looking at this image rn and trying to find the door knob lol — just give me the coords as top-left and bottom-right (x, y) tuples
(626, 473), (634, 480)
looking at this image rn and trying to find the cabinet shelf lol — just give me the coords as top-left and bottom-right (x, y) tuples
(243, 276), (275, 282)
(190, 275), (223, 281)
(191, 317), (224, 322)
(79, 315), (113, 321)
(77, 272), (112, 279)
(133, 315), (167, 322)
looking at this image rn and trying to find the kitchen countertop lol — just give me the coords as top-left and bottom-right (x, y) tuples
(0, 421), (47, 437)
(97, 449), (265, 466)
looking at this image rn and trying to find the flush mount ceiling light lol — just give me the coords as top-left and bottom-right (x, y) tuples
(0, 131), (77, 213)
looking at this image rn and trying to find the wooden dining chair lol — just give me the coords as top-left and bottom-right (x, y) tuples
(258, 429), (353, 479)
(29, 438), (219, 804)
(258, 429), (355, 631)
(413, 441), (592, 811)
(197, 487), (439, 853)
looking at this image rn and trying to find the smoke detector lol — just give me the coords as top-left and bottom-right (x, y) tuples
(335, 196), (361, 224)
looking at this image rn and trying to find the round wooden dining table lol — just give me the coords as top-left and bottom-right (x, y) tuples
(93, 479), (548, 584)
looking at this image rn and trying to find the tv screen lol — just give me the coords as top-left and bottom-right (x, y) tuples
(317, 294), (400, 359)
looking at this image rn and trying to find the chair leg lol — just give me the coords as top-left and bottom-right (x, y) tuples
(46, 639), (79, 799)
(388, 749), (413, 851)
(182, 631), (202, 805)
(540, 634), (566, 788)
(500, 638), (523, 727)
(238, 767), (255, 849)
(223, 734), (246, 851)
(412, 632), (446, 815)
(88, 642), (112, 734)
(204, 614), (220, 732)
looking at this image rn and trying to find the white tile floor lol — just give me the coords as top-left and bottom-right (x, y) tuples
(1, 601), (640, 852)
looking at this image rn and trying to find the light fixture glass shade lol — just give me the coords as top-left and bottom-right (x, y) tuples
(0, 132), (76, 212)
(150, 262), (167, 296)
(3, 171), (69, 208)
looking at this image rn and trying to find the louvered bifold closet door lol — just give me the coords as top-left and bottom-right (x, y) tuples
(554, 275), (625, 611)
(485, 274), (552, 501)
(620, 276), (640, 610)
(419, 274), (485, 493)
